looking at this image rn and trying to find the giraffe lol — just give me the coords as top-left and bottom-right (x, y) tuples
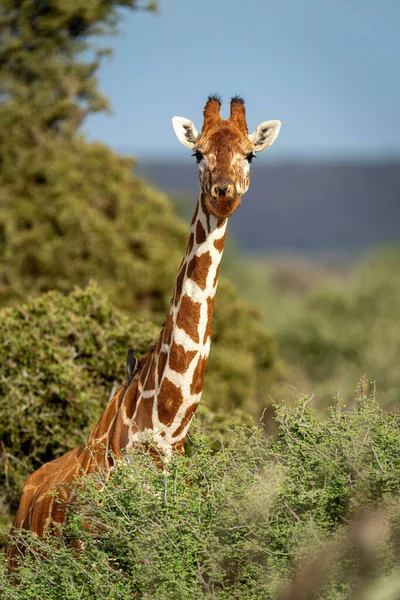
(7, 95), (280, 569)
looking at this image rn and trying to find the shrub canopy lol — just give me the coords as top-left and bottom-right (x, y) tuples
(3, 393), (400, 599)
(0, 281), (278, 537)
(0, 137), (188, 315)
(0, 283), (157, 529)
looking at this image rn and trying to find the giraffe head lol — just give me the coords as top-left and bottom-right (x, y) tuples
(172, 95), (281, 219)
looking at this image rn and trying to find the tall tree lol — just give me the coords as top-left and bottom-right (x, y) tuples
(0, 0), (176, 312)
(0, 0), (157, 143)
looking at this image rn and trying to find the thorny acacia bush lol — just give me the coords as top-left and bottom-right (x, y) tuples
(0, 282), (277, 540)
(2, 392), (400, 599)
(0, 282), (157, 536)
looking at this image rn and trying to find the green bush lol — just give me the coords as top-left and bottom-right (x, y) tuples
(0, 282), (158, 531)
(0, 0), (175, 315)
(2, 392), (400, 599)
(0, 280), (279, 538)
(0, 137), (188, 315)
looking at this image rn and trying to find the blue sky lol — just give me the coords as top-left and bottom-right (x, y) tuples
(84, 0), (400, 160)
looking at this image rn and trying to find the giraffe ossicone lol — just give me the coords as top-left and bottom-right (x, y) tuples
(7, 95), (281, 569)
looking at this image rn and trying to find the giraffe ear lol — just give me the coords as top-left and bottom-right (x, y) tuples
(172, 117), (199, 149)
(249, 120), (281, 152)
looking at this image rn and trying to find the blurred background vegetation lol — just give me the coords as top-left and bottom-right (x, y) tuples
(1, 0), (400, 598)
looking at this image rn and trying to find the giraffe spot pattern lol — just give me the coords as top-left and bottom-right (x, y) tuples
(109, 414), (130, 456)
(174, 262), (186, 307)
(168, 341), (197, 374)
(187, 232), (194, 255)
(196, 220), (207, 244)
(203, 296), (214, 344)
(191, 202), (199, 225)
(157, 350), (169, 383)
(213, 263), (221, 288)
(157, 377), (183, 426)
(89, 385), (123, 439)
(172, 402), (199, 438)
(162, 313), (174, 346)
(134, 396), (154, 430)
(186, 251), (212, 291)
(138, 354), (152, 390)
(123, 379), (139, 420)
(155, 337), (162, 354)
(200, 194), (211, 231)
(176, 295), (201, 343)
(143, 358), (156, 391)
(190, 355), (208, 395)
(214, 231), (226, 252)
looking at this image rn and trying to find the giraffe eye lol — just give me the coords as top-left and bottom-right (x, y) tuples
(245, 153), (256, 164)
(192, 150), (204, 163)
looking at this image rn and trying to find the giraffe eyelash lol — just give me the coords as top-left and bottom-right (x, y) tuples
(192, 150), (204, 163)
(246, 153), (256, 164)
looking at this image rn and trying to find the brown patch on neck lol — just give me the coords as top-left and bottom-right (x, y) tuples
(191, 202), (199, 225)
(213, 263), (221, 288)
(203, 296), (215, 344)
(157, 350), (169, 383)
(190, 355), (208, 395)
(169, 341), (197, 374)
(133, 396), (154, 430)
(117, 378), (139, 426)
(200, 194), (211, 231)
(109, 413), (130, 456)
(174, 262), (186, 307)
(162, 313), (174, 346)
(172, 402), (199, 438)
(214, 231), (226, 253)
(138, 353), (152, 392)
(89, 384), (127, 440)
(116, 422), (130, 453)
(157, 377), (184, 426)
(196, 220), (206, 244)
(176, 295), (201, 343)
(187, 232), (194, 255)
(143, 357), (156, 391)
(186, 251), (212, 291)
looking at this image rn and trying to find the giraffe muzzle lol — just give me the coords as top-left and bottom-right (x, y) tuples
(205, 180), (241, 218)
(211, 181), (235, 199)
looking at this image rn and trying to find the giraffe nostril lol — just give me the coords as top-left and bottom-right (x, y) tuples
(211, 181), (235, 198)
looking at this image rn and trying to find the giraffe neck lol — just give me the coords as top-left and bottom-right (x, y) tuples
(88, 193), (227, 459)
(7, 199), (227, 560)
(130, 192), (227, 453)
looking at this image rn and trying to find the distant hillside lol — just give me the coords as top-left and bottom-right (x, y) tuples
(136, 160), (400, 253)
